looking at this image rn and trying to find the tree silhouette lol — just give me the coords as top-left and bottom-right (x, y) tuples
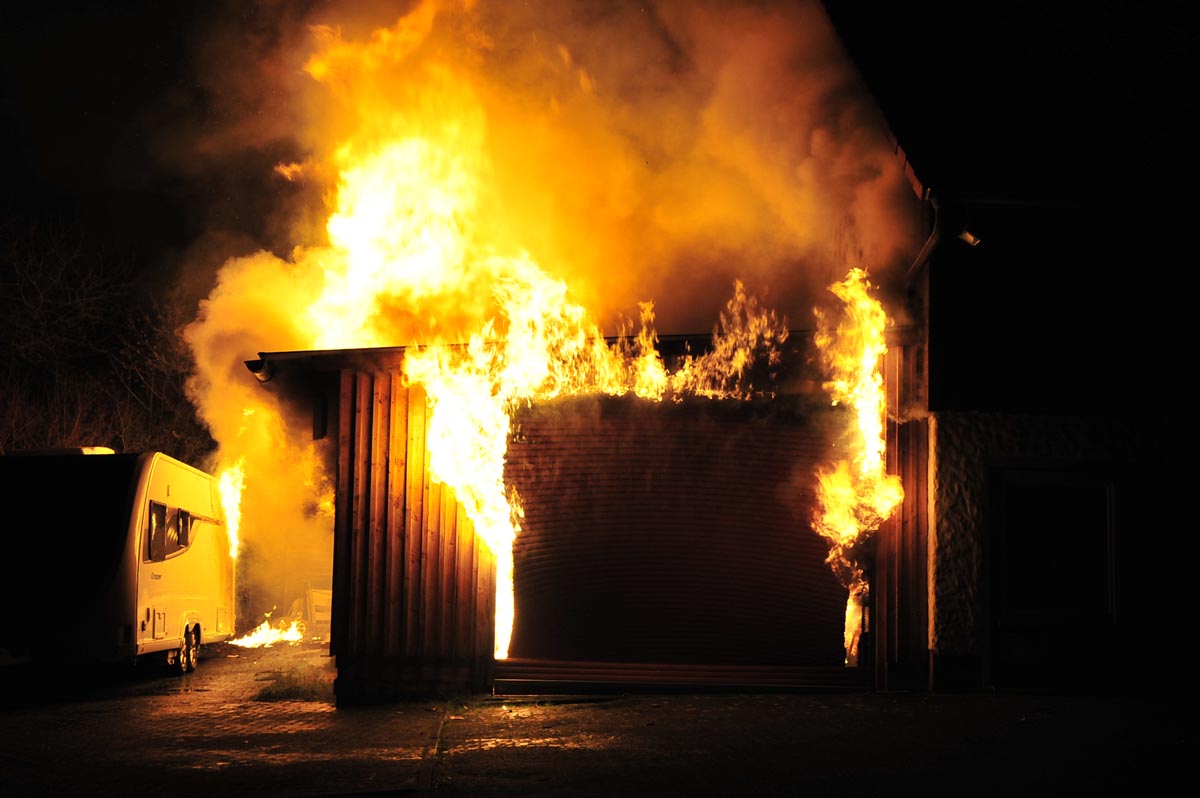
(1, 216), (215, 465)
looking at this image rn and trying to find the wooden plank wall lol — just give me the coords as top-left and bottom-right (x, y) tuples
(331, 369), (496, 703)
(874, 340), (930, 691)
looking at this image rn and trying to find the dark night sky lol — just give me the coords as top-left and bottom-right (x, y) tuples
(820, 2), (1194, 412)
(1, 4), (206, 259)
(0, 1), (314, 298)
(1, 1), (1191, 407)
(823, 2), (1194, 207)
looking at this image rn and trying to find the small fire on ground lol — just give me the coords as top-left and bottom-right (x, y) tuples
(230, 615), (305, 648)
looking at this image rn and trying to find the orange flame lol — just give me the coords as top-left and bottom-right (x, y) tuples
(217, 460), (245, 560)
(812, 267), (903, 663)
(230, 616), (304, 648)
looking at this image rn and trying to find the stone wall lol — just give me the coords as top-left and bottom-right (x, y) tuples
(929, 410), (1154, 663)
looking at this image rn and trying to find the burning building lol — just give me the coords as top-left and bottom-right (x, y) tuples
(242, 283), (919, 700)
(179, 1), (1171, 702)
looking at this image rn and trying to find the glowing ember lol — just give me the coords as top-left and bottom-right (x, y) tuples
(812, 267), (904, 664)
(230, 617), (305, 648)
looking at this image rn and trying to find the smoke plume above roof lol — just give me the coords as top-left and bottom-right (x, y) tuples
(175, 0), (924, 339)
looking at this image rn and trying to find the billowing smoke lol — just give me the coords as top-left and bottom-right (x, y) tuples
(175, 0), (925, 627)
(183, 252), (335, 625)
(172, 0), (924, 325)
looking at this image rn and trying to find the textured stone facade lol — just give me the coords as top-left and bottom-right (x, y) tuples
(929, 410), (1148, 659)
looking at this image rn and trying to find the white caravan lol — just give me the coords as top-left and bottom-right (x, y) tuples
(0, 449), (236, 672)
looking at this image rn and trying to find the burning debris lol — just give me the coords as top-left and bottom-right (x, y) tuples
(180, 1), (920, 664)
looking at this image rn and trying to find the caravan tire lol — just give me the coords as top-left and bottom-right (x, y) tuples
(187, 627), (198, 673)
(176, 627), (198, 675)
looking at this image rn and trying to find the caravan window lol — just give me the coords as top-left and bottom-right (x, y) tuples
(166, 508), (180, 551)
(165, 509), (192, 555)
(150, 505), (194, 561)
(148, 502), (167, 562)
(178, 511), (191, 547)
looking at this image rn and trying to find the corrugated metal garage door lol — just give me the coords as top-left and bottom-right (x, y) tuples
(502, 393), (851, 686)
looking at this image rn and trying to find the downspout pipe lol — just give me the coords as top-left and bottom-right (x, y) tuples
(906, 188), (941, 288)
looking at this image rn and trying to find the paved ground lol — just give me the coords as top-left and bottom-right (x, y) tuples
(1, 641), (444, 796)
(1, 641), (1191, 797)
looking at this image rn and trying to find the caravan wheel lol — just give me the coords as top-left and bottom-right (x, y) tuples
(176, 627), (198, 675)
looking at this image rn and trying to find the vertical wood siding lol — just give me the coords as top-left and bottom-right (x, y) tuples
(331, 369), (496, 702)
(873, 341), (930, 690)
